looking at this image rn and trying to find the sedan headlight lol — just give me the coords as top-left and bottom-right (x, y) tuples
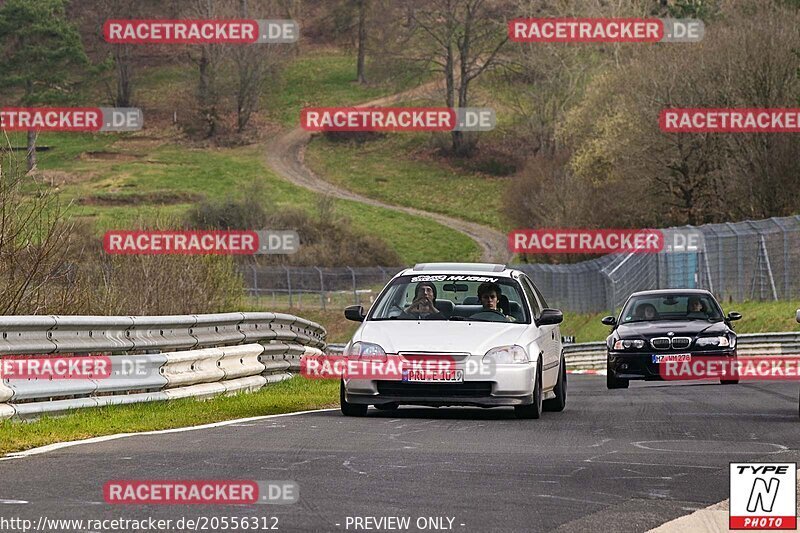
(346, 341), (387, 360)
(483, 345), (528, 364)
(613, 339), (646, 350)
(694, 336), (731, 348)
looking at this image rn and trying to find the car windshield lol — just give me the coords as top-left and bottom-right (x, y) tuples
(369, 274), (529, 323)
(621, 294), (724, 323)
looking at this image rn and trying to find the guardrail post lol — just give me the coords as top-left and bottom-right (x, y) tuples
(284, 266), (292, 308)
(251, 265), (258, 305)
(315, 267), (325, 310)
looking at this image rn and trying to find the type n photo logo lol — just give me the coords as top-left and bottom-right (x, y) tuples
(730, 463), (797, 530)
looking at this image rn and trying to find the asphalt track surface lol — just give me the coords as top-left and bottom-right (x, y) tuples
(1, 376), (798, 533)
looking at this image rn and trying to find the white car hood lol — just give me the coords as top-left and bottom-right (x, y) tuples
(353, 320), (526, 355)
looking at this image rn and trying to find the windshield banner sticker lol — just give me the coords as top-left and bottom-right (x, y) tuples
(410, 275), (499, 283)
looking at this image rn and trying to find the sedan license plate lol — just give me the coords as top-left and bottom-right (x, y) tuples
(651, 354), (691, 364)
(402, 369), (464, 383)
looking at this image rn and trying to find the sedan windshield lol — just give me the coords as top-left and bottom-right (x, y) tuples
(621, 294), (724, 323)
(369, 274), (529, 323)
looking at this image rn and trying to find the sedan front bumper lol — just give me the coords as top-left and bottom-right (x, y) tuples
(608, 349), (737, 381)
(343, 361), (536, 407)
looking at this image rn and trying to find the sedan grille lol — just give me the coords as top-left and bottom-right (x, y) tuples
(376, 381), (492, 398)
(671, 337), (691, 349)
(650, 337), (692, 350)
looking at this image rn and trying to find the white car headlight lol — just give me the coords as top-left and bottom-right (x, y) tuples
(695, 336), (731, 348)
(613, 339), (645, 350)
(346, 341), (387, 360)
(483, 345), (528, 364)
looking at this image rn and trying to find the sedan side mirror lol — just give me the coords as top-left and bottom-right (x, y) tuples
(727, 312), (742, 321)
(601, 316), (617, 326)
(344, 305), (366, 322)
(537, 308), (563, 326)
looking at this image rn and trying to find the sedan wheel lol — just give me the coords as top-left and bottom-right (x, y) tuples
(340, 380), (368, 417)
(606, 359), (629, 389)
(515, 361), (543, 419)
(543, 355), (567, 412)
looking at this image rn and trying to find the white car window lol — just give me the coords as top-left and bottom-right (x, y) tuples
(369, 274), (529, 323)
(520, 276), (542, 319)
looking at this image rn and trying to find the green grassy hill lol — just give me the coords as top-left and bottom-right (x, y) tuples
(8, 50), (481, 264)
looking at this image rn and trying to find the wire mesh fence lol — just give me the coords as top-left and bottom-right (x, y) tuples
(241, 215), (800, 314)
(241, 265), (405, 310)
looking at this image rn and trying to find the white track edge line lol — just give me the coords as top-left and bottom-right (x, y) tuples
(0, 408), (337, 462)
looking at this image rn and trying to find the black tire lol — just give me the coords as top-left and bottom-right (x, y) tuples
(543, 355), (567, 412)
(374, 402), (399, 411)
(340, 380), (368, 417)
(606, 359), (629, 389)
(721, 359), (739, 384)
(515, 360), (543, 419)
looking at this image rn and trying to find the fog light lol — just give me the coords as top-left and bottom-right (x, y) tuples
(620, 363), (629, 370)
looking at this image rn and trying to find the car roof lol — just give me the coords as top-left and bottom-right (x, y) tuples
(628, 289), (714, 297)
(399, 263), (517, 278)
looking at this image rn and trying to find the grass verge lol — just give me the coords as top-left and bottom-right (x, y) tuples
(0, 376), (338, 456)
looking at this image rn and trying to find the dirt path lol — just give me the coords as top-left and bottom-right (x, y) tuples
(263, 81), (511, 263)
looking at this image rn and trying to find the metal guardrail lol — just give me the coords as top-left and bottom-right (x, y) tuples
(0, 313), (326, 420)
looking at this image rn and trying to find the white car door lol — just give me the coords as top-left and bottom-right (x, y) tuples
(520, 276), (560, 390)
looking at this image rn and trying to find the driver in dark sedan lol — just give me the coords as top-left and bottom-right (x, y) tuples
(687, 296), (708, 317)
(633, 303), (658, 320)
(404, 281), (445, 318)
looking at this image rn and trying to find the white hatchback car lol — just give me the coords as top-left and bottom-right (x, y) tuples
(340, 263), (566, 419)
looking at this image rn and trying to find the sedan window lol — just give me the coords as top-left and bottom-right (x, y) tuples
(621, 294), (724, 323)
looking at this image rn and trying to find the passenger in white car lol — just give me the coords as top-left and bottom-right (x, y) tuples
(404, 281), (444, 318)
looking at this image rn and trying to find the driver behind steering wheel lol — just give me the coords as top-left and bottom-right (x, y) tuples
(477, 282), (515, 322)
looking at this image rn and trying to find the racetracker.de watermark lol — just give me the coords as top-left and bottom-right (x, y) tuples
(1, 107), (142, 132)
(660, 108), (800, 133)
(103, 480), (298, 505)
(301, 354), (496, 380)
(509, 17), (703, 43)
(661, 356), (800, 381)
(104, 19), (298, 44)
(103, 230), (299, 255)
(508, 228), (705, 254)
(0, 355), (111, 380)
(300, 107), (495, 132)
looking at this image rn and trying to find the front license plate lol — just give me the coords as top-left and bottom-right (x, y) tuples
(651, 354), (692, 364)
(402, 369), (464, 383)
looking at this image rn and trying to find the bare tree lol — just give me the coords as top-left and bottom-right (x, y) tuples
(181, 0), (226, 138)
(405, 0), (509, 155)
(0, 142), (76, 314)
(356, 0), (368, 83)
(232, 0), (290, 133)
(557, 0), (800, 226)
(89, 0), (161, 107)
